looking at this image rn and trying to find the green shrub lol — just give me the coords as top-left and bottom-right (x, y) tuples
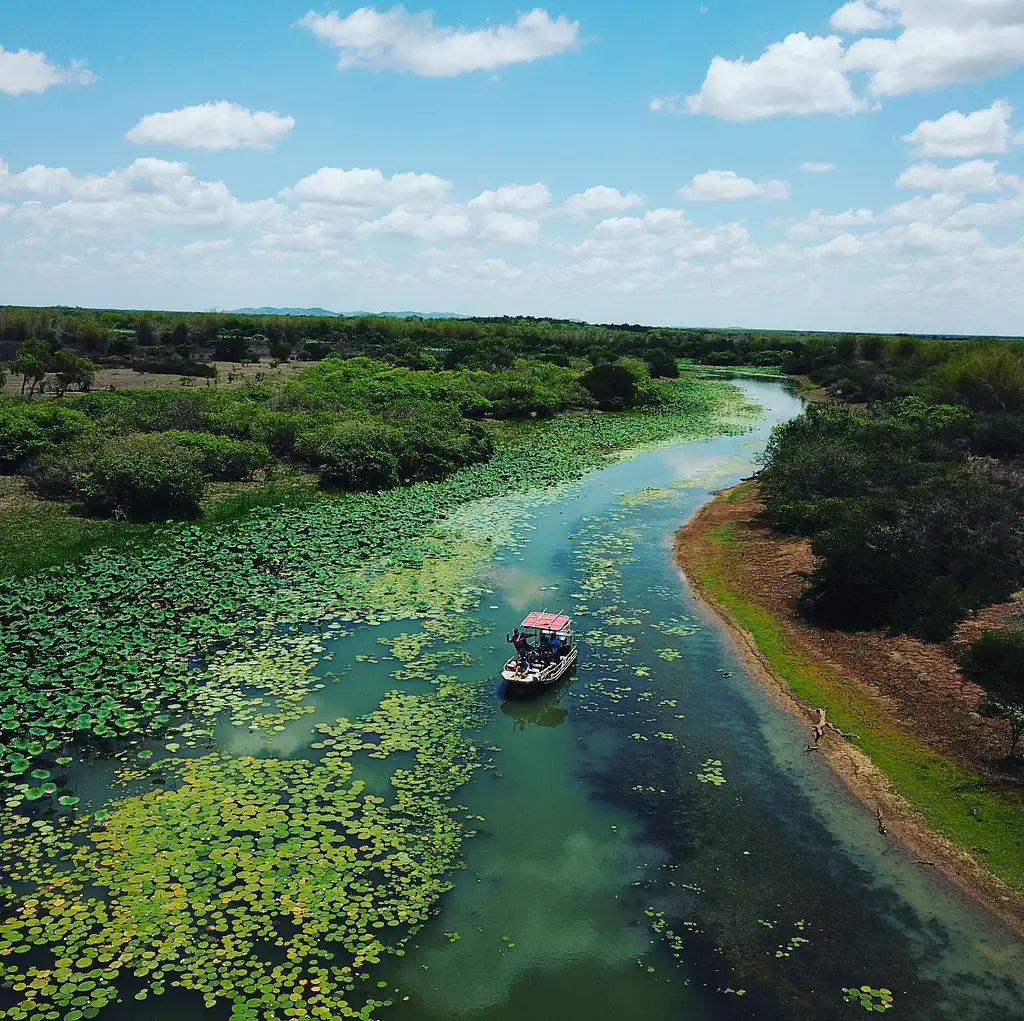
(26, 438), (102, 500)
(0, 403), (92, 470)
(162, 431), (271, 481)
(580, 360), (666, 411)
(77, 434), (206, 521)
(298, 422), (403, 492)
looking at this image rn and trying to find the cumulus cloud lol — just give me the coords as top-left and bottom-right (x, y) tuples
(468, 183), (551, 213)
(0, 45), (94, 95)
(786, 208), (875, 237)
(800, 161), (837, 172)
(126, 101), (295, 151)
(563, 186), (644, 218)
(686, 33), (866, 120)
(684, 3), (1024, 119)
(298, 5), (580, 76)
(903, 99), (1015, 157)
(478, 211), (541, 244)
(283, 167), (451, 206)
(0, 157), (279, 231)
(830, 0), (895, 33)
(896, 159), (1012, 193)
(678, 170), (791, 201)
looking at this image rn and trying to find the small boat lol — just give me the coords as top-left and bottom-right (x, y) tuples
(501, 612), (578, 691)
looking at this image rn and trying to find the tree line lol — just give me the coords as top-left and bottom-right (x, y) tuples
(758, 341), (1024, 760)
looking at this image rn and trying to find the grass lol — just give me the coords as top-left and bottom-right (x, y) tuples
(692, 527), (1024, 894)
(0, 473), (323, 580)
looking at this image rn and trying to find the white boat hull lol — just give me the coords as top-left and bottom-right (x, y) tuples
(501, 646), (578, 688)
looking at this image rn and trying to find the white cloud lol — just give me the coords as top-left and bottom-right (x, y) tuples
(678, 170), (791, 201)
(686, 33), (866, 120)
(786, 208), (875, 237)
(0, 45), (94, 95)
(593, 208), (688, 239)
(283, 167), (451, 206)
(807, 233), (865, 259)
(830, 1), (895, 33)
(357, 206), (474, 241)
(298, 5), (580, 76)
(799, 161), (837, 172)
(685, 3), (1024, 119)
(468, 183), (551, 213)
(896, 159), (1012, 193)
(478, 212), (541, 244)
(2, 157), (279, 232)
(883, 192), (965, 221)
(563, 186), (644, 218)
(903, 99), (1015, 157)
(179, 238), (234, 254)
(125, 101), (295, 151)
(649, 93), (682, 113)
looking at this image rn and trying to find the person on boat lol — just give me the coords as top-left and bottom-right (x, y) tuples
(506, 628), (533, 657)
(547, 634), (563, 660)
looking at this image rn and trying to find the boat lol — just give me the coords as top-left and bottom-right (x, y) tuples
(501, 612), (578, 691)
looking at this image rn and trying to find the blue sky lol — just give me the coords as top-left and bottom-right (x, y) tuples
(3, 1), (1024, 333)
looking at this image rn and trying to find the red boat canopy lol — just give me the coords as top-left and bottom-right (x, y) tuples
(521, 612), (571, 631)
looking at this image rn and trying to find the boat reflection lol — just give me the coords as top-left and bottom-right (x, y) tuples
(499, 674), (575, 730)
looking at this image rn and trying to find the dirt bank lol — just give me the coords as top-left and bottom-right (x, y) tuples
(675, 483), (1024, 938)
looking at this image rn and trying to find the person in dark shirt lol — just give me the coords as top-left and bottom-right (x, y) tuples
(506, 628), (533, 657)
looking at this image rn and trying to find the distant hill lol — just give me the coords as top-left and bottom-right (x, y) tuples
(232, 307), (341, 317)
(232, 307), (467, 320)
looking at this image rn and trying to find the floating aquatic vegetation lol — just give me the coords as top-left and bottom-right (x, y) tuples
(843, 986), (895, 1012)
(697, 760), (727, 786)
(0, 377), (756, 1020)
(657, 649), (682, 661)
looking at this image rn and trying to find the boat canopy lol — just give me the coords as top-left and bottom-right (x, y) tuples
(521, 612), (571, 631)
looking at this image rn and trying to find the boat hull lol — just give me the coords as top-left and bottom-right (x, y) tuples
(501, 646), (578, 690)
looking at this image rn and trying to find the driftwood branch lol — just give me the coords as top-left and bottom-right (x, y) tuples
(811, 707), (858, 746)
(876, 807), (888, 836)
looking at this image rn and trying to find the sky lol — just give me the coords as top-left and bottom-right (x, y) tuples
(3, 1), (1024, 334)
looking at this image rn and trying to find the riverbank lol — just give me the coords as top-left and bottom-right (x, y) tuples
(675, 482), (1024, 937)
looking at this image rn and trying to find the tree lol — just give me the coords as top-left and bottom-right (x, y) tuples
(50, 348), (96, 394)
(645, 348), (680, 378)
(11, 338), (51, 395)
(959, 630), (1024, 759)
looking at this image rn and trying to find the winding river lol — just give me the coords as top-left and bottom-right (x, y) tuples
(9, 379), (1024, 1021)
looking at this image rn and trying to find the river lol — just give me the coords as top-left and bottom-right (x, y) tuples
(10, 378), (1024, 1021)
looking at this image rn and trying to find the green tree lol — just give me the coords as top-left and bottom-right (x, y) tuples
(11, 338), (51, 395)
(50, 349), (96, 394)
(959, 630), (1024, 758)
(645, 348), (680, 378)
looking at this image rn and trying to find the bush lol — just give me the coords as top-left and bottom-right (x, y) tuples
(77, 434), (206, 521)
(26, 438), (102, 500)
(299, 422), (402, 492)
(580, 360), (666, 411)
(162, 431), (272, 481)
(0, 403), (92, 470)
(645, 349), (680, 378)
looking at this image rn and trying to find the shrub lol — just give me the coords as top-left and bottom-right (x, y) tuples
(162, 431), (272, 481)
(645, 348), (681, 378)
(26, 438), (102, 500)
(0, 403), (92, 470)
(299, 422), (402, 492)
(580, 360), (666, 411)
(77, 434), (206, 521)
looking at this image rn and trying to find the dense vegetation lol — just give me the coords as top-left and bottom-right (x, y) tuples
(0, 348), (668, 522)
(758, 339), (1024, 757)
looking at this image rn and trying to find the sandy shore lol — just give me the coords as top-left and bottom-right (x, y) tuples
(675, 485), (1024, 939)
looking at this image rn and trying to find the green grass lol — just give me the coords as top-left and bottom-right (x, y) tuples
(693, 541), (1024, 893)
